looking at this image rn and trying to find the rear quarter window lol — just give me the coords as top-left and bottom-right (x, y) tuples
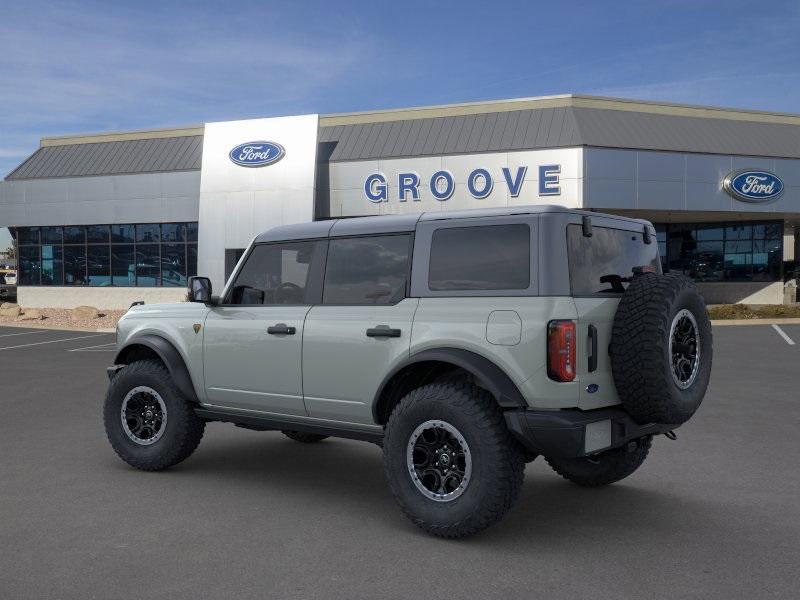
(428, 224), (530, 291)
(567, 224), (661, 295)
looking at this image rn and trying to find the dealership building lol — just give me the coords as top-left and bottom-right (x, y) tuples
(1, 93), (799, 308)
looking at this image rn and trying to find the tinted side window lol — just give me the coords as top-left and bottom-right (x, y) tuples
(567, 224), (661, 295)
(323, 235), (410, 305)
(228, 241), (315, 305)
(428, 224), (530, 291)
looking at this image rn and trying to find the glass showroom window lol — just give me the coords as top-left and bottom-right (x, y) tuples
(14, 223), (198, 287)
(655, 221), (783, 282)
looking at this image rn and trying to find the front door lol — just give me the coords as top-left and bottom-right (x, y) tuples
(203, 239), (323, 416)
(302, 233), (416, 425)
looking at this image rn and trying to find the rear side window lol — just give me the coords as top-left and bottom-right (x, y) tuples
(323, 235), (410, 305)
(567, 224), (661, 295)
(428, 224), (530, 291)
(227, 241), (316, 305)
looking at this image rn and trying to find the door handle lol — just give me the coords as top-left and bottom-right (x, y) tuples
(366, 325), (402, 338)
(587, 324), (598, 372)
(267, 323), (296, 335)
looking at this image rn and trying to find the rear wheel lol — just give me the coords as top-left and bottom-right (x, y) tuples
(545, 436), (652, 487)
(281, 430), (329, 443)
(103, 359), (205, 471)
(383, 379), (524, 538)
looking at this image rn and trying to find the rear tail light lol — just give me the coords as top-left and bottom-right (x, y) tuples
(548, 320), (576, 382)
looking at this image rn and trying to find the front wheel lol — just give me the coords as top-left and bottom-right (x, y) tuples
(545, 436), (652, 487)
(103, 359), (205, 471)
(383, 380), (524, 538)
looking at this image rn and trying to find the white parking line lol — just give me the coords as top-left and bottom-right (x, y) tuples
(0, 333), (108, 351)
(68, 342), (117, 352)
(68, 348), (117, 352)
(0, 330), (49, 338)
(771, 324), (795, 346)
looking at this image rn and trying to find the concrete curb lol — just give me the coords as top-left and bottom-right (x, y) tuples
(711, 317), (800, 326)
(0, 321), (115, 333)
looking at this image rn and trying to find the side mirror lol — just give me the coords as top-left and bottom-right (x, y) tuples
(188, 276), (212, 303)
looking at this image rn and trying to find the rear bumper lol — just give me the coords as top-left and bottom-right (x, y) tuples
(504, 406), (677, 459)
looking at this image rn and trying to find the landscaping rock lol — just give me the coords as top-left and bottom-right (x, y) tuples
(72, 305), (100, 320)
(17, 309), (43, 321)
(0, 305), (22, 317)
(0, 302), (18, 309)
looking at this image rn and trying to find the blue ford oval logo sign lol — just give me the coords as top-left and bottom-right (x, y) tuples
(723, 169), (784, 203)
(229, 141), (285, 167)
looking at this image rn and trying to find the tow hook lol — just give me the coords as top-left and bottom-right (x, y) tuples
(664, 430), (677, 441)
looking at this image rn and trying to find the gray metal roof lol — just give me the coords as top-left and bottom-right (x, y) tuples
(571, 107), (800, 158)
(320, 106), (800, 161)
(6, 135), (203, 180)
(319, 107), (582, 161)
(9, 94), (800, 181)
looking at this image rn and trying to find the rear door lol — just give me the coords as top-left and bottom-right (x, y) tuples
(566, 219), (661, 409)
(302, 233), (416, 425)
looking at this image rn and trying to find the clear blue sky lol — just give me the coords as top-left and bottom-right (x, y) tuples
(1, 0), (799, 249)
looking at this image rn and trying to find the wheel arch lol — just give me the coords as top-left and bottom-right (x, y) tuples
(372, 348), (527, 424)
(114, 334), (199, 403)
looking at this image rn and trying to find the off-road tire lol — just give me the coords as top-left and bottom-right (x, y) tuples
(610, 272), (712, 425)
(383, 380), (525, 538)
(546, 436), (652, 487)
(281, 430), (329, 443)
(104, 359), (205, 471)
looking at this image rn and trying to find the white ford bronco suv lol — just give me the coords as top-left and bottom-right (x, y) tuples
(104, 205), (712, 538)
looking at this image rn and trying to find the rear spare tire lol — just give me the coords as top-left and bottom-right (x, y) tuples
(610, 272), (712, 425)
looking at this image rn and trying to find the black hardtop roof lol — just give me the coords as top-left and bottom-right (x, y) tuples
(253, 205), (650, 243)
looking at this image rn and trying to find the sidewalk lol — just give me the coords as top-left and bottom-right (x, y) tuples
(711, 317), (800, 326)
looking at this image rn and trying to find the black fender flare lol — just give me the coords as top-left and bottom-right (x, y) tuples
(372, 347), (527, 421)
(114, 334), (199, 403)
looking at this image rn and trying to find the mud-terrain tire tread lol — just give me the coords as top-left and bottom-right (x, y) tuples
(281, 430), (329, 443)
(383, 379), (524, 539)
(610, 272), (712, 425)
(104, 359), (205, 471)
(545, 436), (652, 487)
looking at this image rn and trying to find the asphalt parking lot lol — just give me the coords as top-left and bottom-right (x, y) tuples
(1, 324), (798, 600)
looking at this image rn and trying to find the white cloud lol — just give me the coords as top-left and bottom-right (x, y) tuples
(0, 2), (373, 175)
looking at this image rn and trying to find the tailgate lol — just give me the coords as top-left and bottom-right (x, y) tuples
(574, 297), (622, 410)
